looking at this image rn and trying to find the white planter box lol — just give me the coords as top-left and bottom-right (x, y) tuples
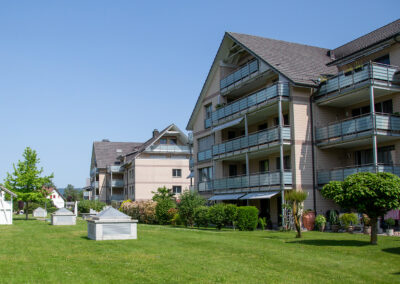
(33, 207), (47, 218)
(51, 208), (76, 225)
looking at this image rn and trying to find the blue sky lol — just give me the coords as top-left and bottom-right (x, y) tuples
(0, 1), (398, 188)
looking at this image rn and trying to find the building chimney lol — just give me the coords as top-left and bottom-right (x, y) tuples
(153, 129), (159, 138)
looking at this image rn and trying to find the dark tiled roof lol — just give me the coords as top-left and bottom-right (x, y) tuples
(94, 141), (142, 168)
(228, 32), (337, 86)
(331, 19), (400, 63)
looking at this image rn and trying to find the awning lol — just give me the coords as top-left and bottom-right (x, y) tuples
(208, 194), (244, 201)
(187, 171), (194, 178)
(240, 191), (279, 200)
(212, 117), (243, 132)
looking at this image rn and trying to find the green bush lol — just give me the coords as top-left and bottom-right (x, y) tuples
(315, 215), (326, 230)
(119, 200), (157, 224)
(258, 217), (267, 230)
(237, 206), (259, 231)
(171, 213), (182, 226)
(178, 191), (205, 227)
(224, 204), (238, 228)
(156, 199), (176, 225)
(339, 213), (358, 228)
(208, 204), (226, 230)
(194, 206), (209, 228)
(78, 200), (106, 213)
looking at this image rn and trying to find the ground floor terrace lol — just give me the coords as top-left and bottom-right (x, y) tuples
(1, 215), (399, 283)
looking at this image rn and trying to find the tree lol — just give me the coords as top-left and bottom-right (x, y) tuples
(177, 191), (205, 227)
(321, 172), (400, 245)
(285, 190), (308, 238)
(63, 184), (82, 201)
(152, 186), (174, 202)
(4, 147), (54, 220)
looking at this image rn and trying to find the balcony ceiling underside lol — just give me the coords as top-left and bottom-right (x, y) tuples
(213, 185), (291, 195)
(215, 144), (291, 161)
(317, 133), (400, 149)
(316, 84), (400, 107)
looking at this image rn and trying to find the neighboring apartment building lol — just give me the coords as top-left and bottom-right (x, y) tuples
(89, 124), (191, 203)
(186, 19), (400, 228)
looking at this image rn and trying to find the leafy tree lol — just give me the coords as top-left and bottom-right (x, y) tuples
(156, 199), (176, 224)
(4, 147), (54, 220)
(63, 184), (82, 201)
(152, 186), (174, 202)
(177, 191), (205, 227)
(322, 172), (400, 244)
(194, 206), (209, 228)
(208, 203), (226, 230)
(285, 190), (308, 238)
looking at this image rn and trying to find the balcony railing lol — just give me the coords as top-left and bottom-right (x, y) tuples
(91, 181), (99, 188)
(109, 165), (124, 173)
(198, 171), (292, 192)
(111, 179), (124, 187)
(147, 145), (190, 153)
(315, 113), (400, 144)
(317, 164), (400, 185)
(207, 82), (289, 128)
(197, 149), (212, 162)
(220, 59), (259, 90)
(90, 167), (98, 176)
(316, 62), (400, 99)
(189, 157), (194, 169)
(213, 126), (291, 156)
(110, 194), (124, 201)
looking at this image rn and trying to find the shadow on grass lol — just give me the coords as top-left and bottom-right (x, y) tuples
(13, 218), (37, 222)
(382, 247), (400, 255)
(286, 239), (370, 247)
(80, 236), (91, 240)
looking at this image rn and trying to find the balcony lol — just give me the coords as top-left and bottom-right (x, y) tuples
(110, 165), (124, 173)
(110, 194), (124, 201)
(220, 59), (259, 91)
(197, 149), (212, 162)
(206, 82), (289, 128)
(198, 171), (292, 193)
(147, 144), (190, 153)
(189, 157), (194, 169)
(90, 167), (98, 176)
(91, 181), (99, 188)
(213, 126), (291, 157)
(317, 164), (400, 185)
(315, 113), (400, 147)
(111, 179), (124, 187)
(315, 62), (400, 103)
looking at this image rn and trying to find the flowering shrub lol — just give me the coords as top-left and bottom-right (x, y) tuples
(119, 200), (157, 224)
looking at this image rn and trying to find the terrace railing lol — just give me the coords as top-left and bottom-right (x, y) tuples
(111, 179), (124, 187)
(220, 59), (259, 90)
(197, 149), (212, 162)
(148, 144), (190, 153)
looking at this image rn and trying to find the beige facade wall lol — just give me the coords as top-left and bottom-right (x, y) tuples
(133, 158), (190, 201)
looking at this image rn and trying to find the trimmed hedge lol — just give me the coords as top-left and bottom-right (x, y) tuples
(208, 203), (225, 230)
(194, 206), (209, 228)
(237, 206), (259, 231)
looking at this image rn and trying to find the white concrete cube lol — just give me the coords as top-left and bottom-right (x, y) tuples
(51, 208), (76, 225)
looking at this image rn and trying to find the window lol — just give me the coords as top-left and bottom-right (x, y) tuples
(205, 104), (212, 119)
(242, 164), (247, 175)
(172, 169), (182, 177)
(198, 135), (214, 152)
(374, 54), (390, 65)
(169, 138), (177, 145)
(172, 186), (182, 194)
(352, 100), (393, 117)
(228, 131), (236, 140)
(355, 146), (394, 166)
(259, 160), (269, 173)
(199, 167), (213, 182)
(276, 156), (291, 170)
(229, 165), (238, 177)
(274, 114), (289, 126)
(160, 138), (167, 144)
(258, 123), (268, 131)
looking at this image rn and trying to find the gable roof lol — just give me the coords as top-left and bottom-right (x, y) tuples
(44, 187), (66, 201)
(227, 32), (337, 86)
(93, 141), (142, 168)
(329, 19), (400, 65)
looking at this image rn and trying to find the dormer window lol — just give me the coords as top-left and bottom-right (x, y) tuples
(170, 138), (177, 145)
(160, 138), (167, 144)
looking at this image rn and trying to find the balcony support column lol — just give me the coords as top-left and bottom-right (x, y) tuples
(246, 153), (250, 188)
(278, 95), (285, 227)
(110, 168), (113, 200)
(369, 85), (378, 172)
(244, 114), (248, 136)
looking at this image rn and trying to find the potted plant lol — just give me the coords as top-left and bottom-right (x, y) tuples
(340, 213), (358, 233)
(386, 218), (395, 236)
(302, 209), (315, 231)
(362, 214), (371, 235)
(329, 210), (340, 232)
(315, 215), (326, 232)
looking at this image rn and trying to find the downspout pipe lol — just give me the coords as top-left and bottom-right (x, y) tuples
(309, 91), (317, 213)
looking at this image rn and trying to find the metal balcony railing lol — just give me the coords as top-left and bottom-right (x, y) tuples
(197, 149), (212, 162)
(206, 83), (289, 128)
(198, 171), (292, 192)
(148, 144), (190, 153)
(90, 167), (98, 176)
(213, 126), (291, 156)
(110, 194), (124, 201)
(189, 157), (194, 169)
(317, 164), (400, 185)
(220, 59), (259, 90)
(315, 113), (400, 144)
(316, 62), (400, 99)
(91, 181), (99, 188)
(111, 179), (124, 187)
(109, 166), (124, 173)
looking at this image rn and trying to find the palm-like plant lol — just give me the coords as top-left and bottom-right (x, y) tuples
(285, 190), (308, 238)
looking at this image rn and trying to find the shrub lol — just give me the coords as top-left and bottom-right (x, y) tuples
(156, 199), (176, 225)
(237, 206), (259, 231)
(327, 210), (339, 225)
(208, 204), (226, 230)
(315, 215), (326, 231)
(171, 213), (182, 226)
(178, 191), (205, 227)
(258, 217), (267, 230)
(340, 213), (358, 228)
(167, 208), (178, 221)
(119, 200), (157, 224)
(386, 218), (395, 229)
(78, 200), (106, 213)
(224, 204), (238, 228)
(194, 206), (209, 228)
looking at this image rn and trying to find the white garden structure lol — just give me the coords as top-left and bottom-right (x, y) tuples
(33, 207), (47, 218)
(0, 186), (17, 225)
(87, 207), (138, 241)
(51, 208), (76, 225)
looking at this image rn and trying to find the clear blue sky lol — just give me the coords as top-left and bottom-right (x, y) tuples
(0, 0), (398, 188)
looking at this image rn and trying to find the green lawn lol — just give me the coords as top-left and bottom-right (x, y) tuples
(0, 216), (399, 283)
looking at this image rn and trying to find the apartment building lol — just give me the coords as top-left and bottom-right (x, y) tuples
(89, 124), (191, 203)
(186, 19), (400, 228)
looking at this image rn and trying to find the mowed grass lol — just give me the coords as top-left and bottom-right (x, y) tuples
(0, 216), (399, 283)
